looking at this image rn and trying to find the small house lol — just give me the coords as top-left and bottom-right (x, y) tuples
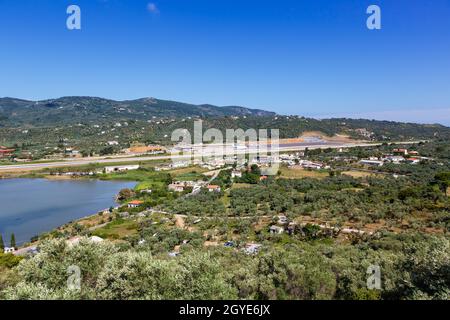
(231, 170), (242, 178)
(406, 158), (421, 165)
(269, 225), (284, 234)
(393, 148), (408, 155)
(207, 185), (221, 192)
(359, 159), (384, 167)
(104, 165), (140, 174)
(384, 155), (405, 163)
(3, 247), (15, 254)
(0, 146), (15, 158)
(128, 200), (144, 208)
(168, 183), (185, 192)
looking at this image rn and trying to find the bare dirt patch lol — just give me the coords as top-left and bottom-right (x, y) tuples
(174, 214), (186, 229)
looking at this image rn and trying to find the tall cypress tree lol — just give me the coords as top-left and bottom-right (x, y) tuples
(0, 234), (4, 250)
(10, 233), (16, 249)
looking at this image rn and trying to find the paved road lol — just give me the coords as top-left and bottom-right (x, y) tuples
(0, 140), (422, 172)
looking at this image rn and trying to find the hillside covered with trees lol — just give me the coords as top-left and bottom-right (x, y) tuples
(1, 96), (449, 160)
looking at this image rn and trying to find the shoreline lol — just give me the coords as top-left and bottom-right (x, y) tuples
(1, 177), (136, 249)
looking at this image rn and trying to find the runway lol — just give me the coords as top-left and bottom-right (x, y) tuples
(0, 140), (419, 172)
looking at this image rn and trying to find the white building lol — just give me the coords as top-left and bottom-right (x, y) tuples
(207, 185), (221, 192)
(359, 159), (384, 167)
(168, 183), (185, 192)
(383, 156), (405, 164)
(3, 247), (15, 254)
(104, 165), (140, 173)
(231, 170), (242, 178)
(269, 225), (284, 234)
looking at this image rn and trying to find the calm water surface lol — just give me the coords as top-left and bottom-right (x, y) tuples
(0, 179), (135, 245)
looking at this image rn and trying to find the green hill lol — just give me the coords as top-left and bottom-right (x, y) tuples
(0, 96), (275, 127)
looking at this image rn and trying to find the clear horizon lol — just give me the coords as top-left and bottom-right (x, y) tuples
(1, 0), (449, 125)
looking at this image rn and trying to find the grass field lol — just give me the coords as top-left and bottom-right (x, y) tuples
(168, 166), (209, 182)
(91, 219), (138, 240)
(231, 183), (253, 189)
(100, 168), (171, 192)
(341, 171), (381, 178)
(173, 171), (206, 181)
(279, 167), (328, 179)
(169, 166), (208, 175)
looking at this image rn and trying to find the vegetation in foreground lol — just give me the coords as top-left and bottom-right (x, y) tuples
(0, 234), (448, 300)
(0, 140), (449, 300)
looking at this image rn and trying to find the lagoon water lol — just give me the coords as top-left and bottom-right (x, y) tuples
(0, 179), (135, 245)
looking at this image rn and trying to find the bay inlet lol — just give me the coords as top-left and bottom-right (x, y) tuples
(0, 178), (136, 245)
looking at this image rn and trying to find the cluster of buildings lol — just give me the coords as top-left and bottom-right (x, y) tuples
(288, 160), (328, 170)
(50, 164), (141, 177)
(168, 181), (198, 192)
(359, 149), (426, 167)
(51, 171), (98, 177)
(155, 161), (191, 171)
(0, 146), (15, 159)
(167, 180), (221, 193)
(349, 128), (375, 139)
(279, 153), (329, 170)
(156, 155), (244, 172)
(104, 164), (140, 174)
(279, 152), (305, 166)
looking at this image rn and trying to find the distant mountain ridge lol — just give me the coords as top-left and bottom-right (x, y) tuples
(0, 96), (275, 127)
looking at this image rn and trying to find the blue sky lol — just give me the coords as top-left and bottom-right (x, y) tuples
(0, 0), (449, 124)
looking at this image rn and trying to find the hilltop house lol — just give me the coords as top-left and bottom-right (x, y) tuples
(128, 200), (144, 208)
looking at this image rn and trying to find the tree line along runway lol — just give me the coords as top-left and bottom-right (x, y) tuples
(0, 141), (421, 172)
